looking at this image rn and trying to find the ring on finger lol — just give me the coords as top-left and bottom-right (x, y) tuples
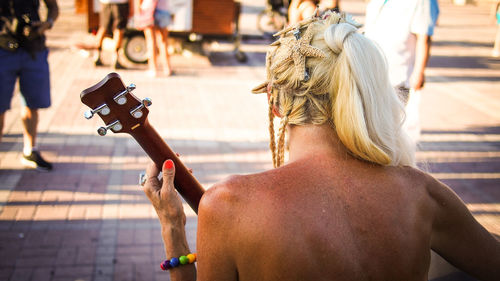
(139, 172), (147, 186)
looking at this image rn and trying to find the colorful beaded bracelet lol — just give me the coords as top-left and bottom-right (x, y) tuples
(160, 253), (197, 271)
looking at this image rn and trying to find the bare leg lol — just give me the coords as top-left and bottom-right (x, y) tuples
(95, 27), (107, 49)
(144, 26), (158, 75)
(158, 27), (173, 76)
(21, 106), (38, 155)
(94, 27), (107, 64)
(20, 107), (52, 170)
(112, 28), (126, 68)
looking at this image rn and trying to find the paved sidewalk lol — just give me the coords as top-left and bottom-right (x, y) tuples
(0, 0), (499, 280)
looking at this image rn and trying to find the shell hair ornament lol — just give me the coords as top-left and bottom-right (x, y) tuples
(251, 11), (361, 95)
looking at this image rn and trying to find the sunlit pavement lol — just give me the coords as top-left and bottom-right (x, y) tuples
(0, 0), (498, 280)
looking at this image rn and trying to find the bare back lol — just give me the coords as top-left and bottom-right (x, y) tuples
(197, 155), (437, 281)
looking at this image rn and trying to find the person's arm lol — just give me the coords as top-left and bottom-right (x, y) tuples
(143, 160), (239, 281)
(44, 0), (59, 23)
(33, 0), (59, 35)
(35, 0), (59, 35)
(428, 178), (500, 280)
(196, 180), (239, 281)
(143, 160), (196, 281)
(409, 33), (431, 90)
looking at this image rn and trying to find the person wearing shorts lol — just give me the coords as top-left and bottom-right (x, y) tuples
(0, 0), (58, 171)
(94, 0), (129, 69)
(141, 0), (174, 77)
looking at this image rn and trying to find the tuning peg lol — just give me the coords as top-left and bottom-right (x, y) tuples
(142, 98), (152, 107)
(130, 98), (152, 119)
(97, 120), (122, 136)
(84, 104), (110, 119)
(114, 84), (136, 105)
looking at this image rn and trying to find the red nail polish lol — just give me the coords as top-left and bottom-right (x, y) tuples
(164, 160), (174, 170)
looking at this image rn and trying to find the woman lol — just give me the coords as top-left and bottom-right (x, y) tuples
(143, 12), (500, 281)
(140, 0), (173, 76)
(288, 0), (320, 24)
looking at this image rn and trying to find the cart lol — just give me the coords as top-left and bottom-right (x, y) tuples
(80, 0), (247, 63)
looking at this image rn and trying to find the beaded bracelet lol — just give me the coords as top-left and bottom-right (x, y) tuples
(160, 253), (197, 271)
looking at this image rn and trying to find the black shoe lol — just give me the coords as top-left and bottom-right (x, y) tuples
(94, 57), (104, 67)
(114, 61), (126, 70)
(21, 150), (53, 171)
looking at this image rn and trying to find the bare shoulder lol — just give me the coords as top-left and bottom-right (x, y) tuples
(391, 165), (459, 207)
(198, 172), (270, 221)
(408, 166), (466, 210)
(389, 165), (441, 193)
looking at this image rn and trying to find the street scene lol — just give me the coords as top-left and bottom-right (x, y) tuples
(0, 0), (499, 280)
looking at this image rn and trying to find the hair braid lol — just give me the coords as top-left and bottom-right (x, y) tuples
(268, 96), (278, 168)
(276, 114), (289, 167)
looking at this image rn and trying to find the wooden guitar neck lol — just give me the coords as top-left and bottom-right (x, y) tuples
(132, 119), (205, 213)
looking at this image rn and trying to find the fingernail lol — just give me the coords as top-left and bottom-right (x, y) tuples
(164, 159), (174, 170)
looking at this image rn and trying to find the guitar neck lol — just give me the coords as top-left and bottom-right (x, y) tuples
(131, 119), (205, 214)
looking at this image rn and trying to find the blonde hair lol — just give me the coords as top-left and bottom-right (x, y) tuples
(256, 12), (415, 168)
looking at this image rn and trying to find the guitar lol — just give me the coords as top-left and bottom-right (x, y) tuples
(80, 72), (205, 214)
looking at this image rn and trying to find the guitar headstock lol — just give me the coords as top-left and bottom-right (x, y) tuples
(80, 73), (151, 136)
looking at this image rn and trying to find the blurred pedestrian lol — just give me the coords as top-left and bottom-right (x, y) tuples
(94, 0), (129, 69)
(364, 0), (439, 144)
(288, 0), (320, 24)
(0, 0), (58, 171)
(138, 0), (173, 77)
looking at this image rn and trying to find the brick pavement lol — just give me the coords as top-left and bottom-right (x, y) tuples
(0, 0), (499, 280)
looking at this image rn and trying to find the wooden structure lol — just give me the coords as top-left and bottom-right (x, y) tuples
(192, 0), (237, 36)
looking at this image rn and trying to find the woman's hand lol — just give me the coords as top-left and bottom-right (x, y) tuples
(143, 160), (186, 227)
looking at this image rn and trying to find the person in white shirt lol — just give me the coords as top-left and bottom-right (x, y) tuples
(364, 0), (439, 144)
